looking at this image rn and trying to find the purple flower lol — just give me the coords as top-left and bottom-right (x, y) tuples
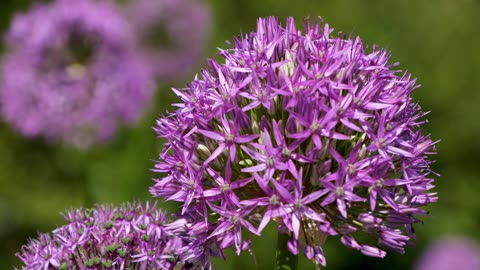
(15, 202), (218, 270)
(1, 0), (154, 147)
(122, 0), (211, 80)
(151, 16), (437, 267)
(414, 237), (480, 270)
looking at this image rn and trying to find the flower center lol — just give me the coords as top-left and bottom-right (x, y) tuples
(377, 138), (387, 148)
(257, 88), (268, 101)
(220, 183), (230, 192)
(265, 157), (275, 167)
(269, 195), (279, 205)
(66, 63), (86, 80)
(282, 147), (292, 157)
(347, 164), (356, 175)
(375, 178), (384, 188)
(310, 122), (321, 132)
(336, 187), (345, 196)
(230, 214), (240, 224)
(41, 28), (98, 80)
(294, 198), (303, 208)
(225, 133), (234, 142)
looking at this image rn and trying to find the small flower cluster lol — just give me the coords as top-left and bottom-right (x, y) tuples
(122, 0), (211, 80)
(151, 16), (437, 267)
(16, 202), (219, 270)
(1, 0), (154, 147)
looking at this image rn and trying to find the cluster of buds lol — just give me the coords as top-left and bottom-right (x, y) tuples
(16, 202), (220, 269)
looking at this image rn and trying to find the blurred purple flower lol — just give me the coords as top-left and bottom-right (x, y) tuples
(16, 202), (218, 270)
(151, 16), (437, 267)
(122, 0), (211, 80)
(1, 0), (154, 147)
(414, 237), (480, 270)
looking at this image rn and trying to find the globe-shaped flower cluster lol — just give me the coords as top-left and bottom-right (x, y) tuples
(0, 0), (154, 147)
(151, 16), (437, 267)
(122, 0), (211, 80)
(16, 202), (218, 270)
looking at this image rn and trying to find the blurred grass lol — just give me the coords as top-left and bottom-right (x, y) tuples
(1, 0), (479, 269)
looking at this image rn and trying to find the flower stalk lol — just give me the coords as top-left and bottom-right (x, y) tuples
(275, 232), (298, 270)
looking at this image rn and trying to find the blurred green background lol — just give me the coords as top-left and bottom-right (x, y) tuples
(1, 0), (479, 269)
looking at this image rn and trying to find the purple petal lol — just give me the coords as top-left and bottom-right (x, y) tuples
(197, 129), (225, 141)
(203, 143), (227, 164)
(302, 189), (330, 204)
(292, 212), (301, 240)
(337, 197), (348, 218)
(360, 245), (386, 258)
(271, 179), (294, 202)
(241, 163), (267, 173)
(235, 134), (259, 143)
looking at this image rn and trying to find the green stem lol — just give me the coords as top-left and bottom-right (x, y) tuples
(274, 232), (298, 270)
(80, 175), (94, 207)
(78, 151), (94, 207)
(58, 147), (94, 207)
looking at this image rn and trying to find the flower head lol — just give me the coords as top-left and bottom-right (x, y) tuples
(122, 0), (211, 80)
(16, 202), (218, 270)
(151, 16), (437, 267)
(1, 0), (154, 147)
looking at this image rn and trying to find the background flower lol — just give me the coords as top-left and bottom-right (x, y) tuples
(122, 0), (211, 80)
(0, 0), (154, 147)
(413, 237), (480, 270)
(151, 16), (437, 267)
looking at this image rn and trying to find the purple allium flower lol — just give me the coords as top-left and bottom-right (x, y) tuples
(16, 202), (218, 270)
(122, 0), (211, 80)
(151, 16), (437, 267)
(414, 237), (480, 270)
(0, 0), (154, 147)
